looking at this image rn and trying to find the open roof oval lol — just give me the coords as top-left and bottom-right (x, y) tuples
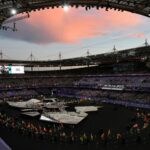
(0, 0), (150, 24)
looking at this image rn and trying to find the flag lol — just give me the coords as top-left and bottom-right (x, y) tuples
(133, 123), (138, 128)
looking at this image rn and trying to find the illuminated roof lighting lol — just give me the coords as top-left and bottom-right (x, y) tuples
(63, 5), (69, 12)
(10, 8), (17, 15)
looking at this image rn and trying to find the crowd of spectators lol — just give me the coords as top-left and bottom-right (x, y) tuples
(0, 74), (150, 107)
(74, 75), (150, 90)
(0, 77), (78, 89)
(0, 75), (150, 91)
(56, 88), (150, 106)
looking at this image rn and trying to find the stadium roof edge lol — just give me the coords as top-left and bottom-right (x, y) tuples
(1, 0), (150, 24)
(0, 45), (150, 67)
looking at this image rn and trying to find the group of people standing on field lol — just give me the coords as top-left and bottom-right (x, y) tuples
(0, 107), (150, 147)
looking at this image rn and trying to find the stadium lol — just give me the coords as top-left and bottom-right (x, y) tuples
(0, 1), (150, 150)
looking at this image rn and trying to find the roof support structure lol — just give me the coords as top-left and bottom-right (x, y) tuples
(0, 0), (150, 24)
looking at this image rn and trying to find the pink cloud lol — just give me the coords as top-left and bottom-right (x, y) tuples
(1, 8), (143, 44)
(111, 32), (145, 40)
(128, 32), (145, 38)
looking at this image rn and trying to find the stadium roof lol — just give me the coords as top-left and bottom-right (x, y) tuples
(0, 45), (150, 67)
(0, 0), (150, 24)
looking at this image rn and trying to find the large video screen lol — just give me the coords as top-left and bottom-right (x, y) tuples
(0, 65), (24, 74)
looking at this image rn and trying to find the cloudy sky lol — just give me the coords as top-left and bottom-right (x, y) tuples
(0, 7), (150, 60)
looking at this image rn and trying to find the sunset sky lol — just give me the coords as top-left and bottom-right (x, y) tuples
(0, 7), (150, 60)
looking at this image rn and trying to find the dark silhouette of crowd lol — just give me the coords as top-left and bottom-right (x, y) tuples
(0, 106), (150, 148)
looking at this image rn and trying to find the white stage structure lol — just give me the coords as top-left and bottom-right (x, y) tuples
(75, 106), (100, 113)
(7, 99), (41, 108)
(40, 112), (88, 125)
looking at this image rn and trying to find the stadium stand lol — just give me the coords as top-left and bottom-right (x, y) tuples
(0, 45), (150, 106)
(0, 45), (150, 150)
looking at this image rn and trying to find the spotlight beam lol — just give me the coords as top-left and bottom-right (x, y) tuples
(3, 13), (30, 25)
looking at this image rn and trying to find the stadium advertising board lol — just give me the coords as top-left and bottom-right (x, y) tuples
(0, 65), (24, 74)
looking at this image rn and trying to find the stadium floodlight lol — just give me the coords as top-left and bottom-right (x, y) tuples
(10, 8), (17, 15)
(63, 4), (69, 12)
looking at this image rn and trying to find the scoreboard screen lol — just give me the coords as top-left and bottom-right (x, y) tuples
(0, 65), (24, 74)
